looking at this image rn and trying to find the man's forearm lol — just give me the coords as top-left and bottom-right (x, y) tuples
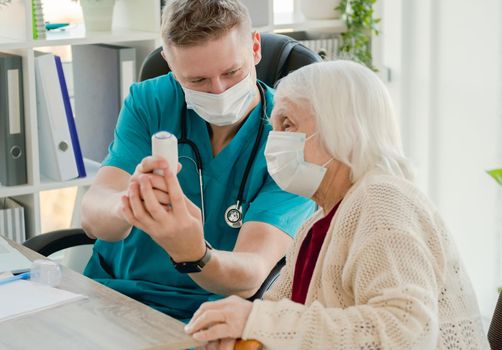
(80, 186), (131, 241)
(189, 250), (271, 298)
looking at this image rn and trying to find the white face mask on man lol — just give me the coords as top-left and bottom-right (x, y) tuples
(182, 73), (256, 126)
(264, 131), (333, 198)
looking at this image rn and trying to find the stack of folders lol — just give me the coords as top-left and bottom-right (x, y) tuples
(72, 44), (136, 163)
(0, 197), (25, 243)
(31, 0), (47, 40)
(35, 52), (86, 182)
(0, 53), (27, 187)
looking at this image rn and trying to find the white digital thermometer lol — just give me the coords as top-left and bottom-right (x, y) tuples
(152, 131), (178, 175)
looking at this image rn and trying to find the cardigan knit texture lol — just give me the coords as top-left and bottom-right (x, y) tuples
(242, 172), (488, 349)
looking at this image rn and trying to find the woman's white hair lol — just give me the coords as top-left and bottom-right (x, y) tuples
(275, 60), (414, 182)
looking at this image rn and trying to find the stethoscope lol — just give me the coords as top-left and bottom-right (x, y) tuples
(178, 82), (267, 229)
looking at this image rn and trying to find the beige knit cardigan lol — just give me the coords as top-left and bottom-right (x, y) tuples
(242, 173), (488, 349)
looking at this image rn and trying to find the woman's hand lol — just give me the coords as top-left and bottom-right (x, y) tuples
(185, 296), (254, 343)
(128, 156), (179, 207)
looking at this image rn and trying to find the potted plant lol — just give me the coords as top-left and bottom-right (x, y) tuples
(488, 169), (502, 186)
(487, 167), (502, 349)
(77, 0), (116, 32)
(336, 0), (380, 70)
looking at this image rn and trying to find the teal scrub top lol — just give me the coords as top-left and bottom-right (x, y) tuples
(83, 73), (316, 321)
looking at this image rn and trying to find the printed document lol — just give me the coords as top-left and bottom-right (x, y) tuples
(0, 277), (85, 322)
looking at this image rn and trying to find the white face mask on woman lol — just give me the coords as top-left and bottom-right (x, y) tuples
(182, 73), (256, 126)
(264, 131), (332, 198)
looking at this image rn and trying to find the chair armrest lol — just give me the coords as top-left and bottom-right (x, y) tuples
(23, 228), (95, 257)
(234, 339), (263, 350)
(489, 290), (502, 349)
(248, 257), (286, 301)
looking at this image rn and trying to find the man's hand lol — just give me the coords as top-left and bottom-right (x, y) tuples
(121, 160), (206, 262)
(128, 156), (175, 208)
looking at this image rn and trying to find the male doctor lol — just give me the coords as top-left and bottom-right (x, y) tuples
(81, 0), (315, 321)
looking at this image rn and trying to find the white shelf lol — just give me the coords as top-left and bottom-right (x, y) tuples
(0, 36), (23, 48)
(274, 19), (345, 33)
(39, 176), (94, 192)
(0, 0), (161, 238)
(0, 184), (36, 198)
(1, 25), (159, 49)
(40, 24), (159, 47)
(39, 159), (101, 192)
(0, 37), (25, 50)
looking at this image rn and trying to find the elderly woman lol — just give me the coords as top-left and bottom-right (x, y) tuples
(184, 60), (488, 349)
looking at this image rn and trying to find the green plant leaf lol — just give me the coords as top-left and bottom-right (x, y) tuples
(487, 169), (502, 186)
(336, 0), (380, 71)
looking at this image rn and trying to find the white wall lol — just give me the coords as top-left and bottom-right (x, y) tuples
(379, 0), (502, 325)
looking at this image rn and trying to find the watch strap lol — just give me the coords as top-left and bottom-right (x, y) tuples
(170, 240), (212, 273)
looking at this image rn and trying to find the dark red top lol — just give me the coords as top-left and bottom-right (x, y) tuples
(291, 202), (340, 304)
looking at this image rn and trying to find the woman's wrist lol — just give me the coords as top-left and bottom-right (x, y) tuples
(241, 300), (260, 340)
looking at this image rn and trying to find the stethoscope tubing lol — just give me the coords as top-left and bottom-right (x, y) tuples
(177, 82), (268, 227)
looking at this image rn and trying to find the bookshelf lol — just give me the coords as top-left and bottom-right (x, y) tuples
(0, 0), (161, 239)
(0, 0), (344, 242)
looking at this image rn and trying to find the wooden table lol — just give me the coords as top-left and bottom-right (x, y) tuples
(0, 241), (201, 350)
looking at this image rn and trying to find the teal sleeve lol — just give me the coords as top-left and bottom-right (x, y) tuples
(102, 83), (152, 174)
(243, 175), (316, 238)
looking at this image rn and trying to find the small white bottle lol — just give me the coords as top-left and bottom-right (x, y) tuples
(152, 131), (178, 175)
(30, 259), (62, 287)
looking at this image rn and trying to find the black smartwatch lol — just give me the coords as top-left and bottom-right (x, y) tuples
(170, 240), (213, 273)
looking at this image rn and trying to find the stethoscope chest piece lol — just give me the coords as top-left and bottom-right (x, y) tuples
(225, 203), (243, 228)
(181, 82), (267, 231)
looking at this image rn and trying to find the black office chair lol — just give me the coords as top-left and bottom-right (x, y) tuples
(23, 228), (93, 257)
(489, 292), (502, 349)
(139, 32), (322, 86)
(23, 228), (284, 300)
(23, 33), (321, 299)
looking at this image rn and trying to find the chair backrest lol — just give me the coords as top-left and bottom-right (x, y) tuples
(23, 228), (95, 273)
(489, 292), (502, 349)
(138, 32), (322, 85)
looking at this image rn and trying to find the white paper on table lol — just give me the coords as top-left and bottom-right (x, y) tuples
(0, 236), (32, 274)
(0, 280), (86, 322)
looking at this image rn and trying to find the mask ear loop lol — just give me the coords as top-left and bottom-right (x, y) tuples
(305, 131), (333, 168)
(305, 131), (319, 142)
(322, 158), (334, 168)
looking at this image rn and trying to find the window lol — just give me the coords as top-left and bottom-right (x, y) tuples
(274, 0), (294, 13)
(273, 0), (295, 25)
(40, 188), (78, 232)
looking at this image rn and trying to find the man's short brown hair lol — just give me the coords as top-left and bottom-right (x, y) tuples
(161, 0), (252, 47)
